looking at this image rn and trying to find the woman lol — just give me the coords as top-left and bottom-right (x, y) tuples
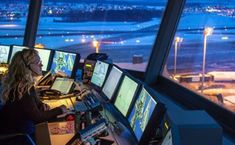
(0, 49), (66, 135)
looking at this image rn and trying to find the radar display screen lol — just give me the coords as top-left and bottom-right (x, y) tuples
(128, 87), (157, 141)
(51, 51), (76, 77)
(91, 60), (109, 87)
(102, 66), (122, 100)
(0, 45), (10, 63)
(114, 75), (138, 117)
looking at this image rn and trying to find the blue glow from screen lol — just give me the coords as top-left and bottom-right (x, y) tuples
(51, 51), (76, 77)
(128, 88), (156, 141)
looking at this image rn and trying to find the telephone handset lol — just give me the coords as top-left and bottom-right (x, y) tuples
(66, 119), (107, 145)
(36, 71), (54, 86)
(40, 89), (61, 97)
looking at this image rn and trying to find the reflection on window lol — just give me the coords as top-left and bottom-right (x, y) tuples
(164, 1), (235, 112)
(0, 0), (29, 45)
(36, 1), (167, 71)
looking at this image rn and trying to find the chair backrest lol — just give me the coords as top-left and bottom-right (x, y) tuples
(0, 133), (36, 145)
(0, 102), (3, 110)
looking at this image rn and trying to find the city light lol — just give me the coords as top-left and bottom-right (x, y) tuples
(201, 27), (213, 92)
(174, 36), (183, 76)
(81, 38), (86, 43)
(92, 40), (100, 53)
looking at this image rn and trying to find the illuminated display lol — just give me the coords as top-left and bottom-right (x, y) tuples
(114, 75), (138, 116)
(91, 60), (109, 87)
(0, 45), (10, 63)
(102, 66), (122, 100)
(35, 48), (51, 71)
(51, 77), (74, 94)
(10, 46), (29, 62)
(161, 129), (173, 145)
(128, 87), (157, 141)
(51, 51), (76, 77)
(85, 64), (92, 68)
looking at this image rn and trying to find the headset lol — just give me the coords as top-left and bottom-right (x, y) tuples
(21, 52), (41, 76)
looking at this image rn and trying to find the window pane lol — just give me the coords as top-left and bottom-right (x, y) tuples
(0, 0), (29, 45)
(36, 1), (168, 71)
(164, 1), (235, 112)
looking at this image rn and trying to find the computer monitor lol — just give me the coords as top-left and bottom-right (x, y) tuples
(128, 86), (166, 144)
(51, 77), (74, 94)
(161, 129), (173, 145)
(128, 87), (157, 141)
(159, 111), (222, 145)
(90, 60), (109, 88)
(50, 50), (77, 77)
(35, 48), (52, 71)
(102, 66), (123, 100)
(10, 45), (29, 62)
(0, 45), (11, 63)
(114, 75), (139, 117)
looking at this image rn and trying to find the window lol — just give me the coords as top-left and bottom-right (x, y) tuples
(0, 0), (29, 45)
(36, 1), (168, 71)
(164, 1), (235, 112)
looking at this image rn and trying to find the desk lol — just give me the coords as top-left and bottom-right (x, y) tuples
(39, 86), (137, 145)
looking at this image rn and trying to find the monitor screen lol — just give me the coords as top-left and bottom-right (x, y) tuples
(51, 51), (77, 77)
(114, 75), (138, 117)
(35, 48), (51, 71)
(102, 66), (122, 100)
(51, 77), (74, 94)
(161, 129), (173, 145)
(10, 45), (29, 62)
(128, 87), (157, 141)
(0, 45), (10, 63)
(91, 60), (109, 87)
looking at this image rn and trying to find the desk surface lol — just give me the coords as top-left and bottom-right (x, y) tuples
(41, 88), (137, 145)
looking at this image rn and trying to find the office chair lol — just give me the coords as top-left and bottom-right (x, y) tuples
(0, 133), (36, 145)
(0, 103), (35, 145)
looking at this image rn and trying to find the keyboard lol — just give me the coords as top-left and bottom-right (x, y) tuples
(74, 101), (89, 112)
(87, 93), (99, 103)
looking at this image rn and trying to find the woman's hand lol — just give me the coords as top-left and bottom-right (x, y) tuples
(59, 105), (68, 113)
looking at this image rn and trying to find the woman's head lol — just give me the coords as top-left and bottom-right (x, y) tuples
(1, 49), (42, 103)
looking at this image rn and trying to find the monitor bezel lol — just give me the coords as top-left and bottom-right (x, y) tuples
(113, 73), (141, 118)
(127, 84), (166, 145)
(50, 50), (80, 78)
(90, 60), (111, 91)
(0, 44), (11, 64)
(34, 47), (53, 72)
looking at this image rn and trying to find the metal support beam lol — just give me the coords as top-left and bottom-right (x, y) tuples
(23, 0), (42, 48)
(144, 0), (186, 85)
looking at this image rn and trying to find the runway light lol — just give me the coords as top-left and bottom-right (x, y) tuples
(201, 27), (213, 93)
(92, 40), (100, 53)
(204, 27), (213, 36)
(81, 38), (86, 43)
(221, 36), (229, 40)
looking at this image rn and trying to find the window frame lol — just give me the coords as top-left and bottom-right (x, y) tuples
(144, 0), (235, 135)
(23, 0), (42, 47)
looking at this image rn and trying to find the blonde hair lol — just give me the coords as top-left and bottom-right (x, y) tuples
(1, 49), (39, 104)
